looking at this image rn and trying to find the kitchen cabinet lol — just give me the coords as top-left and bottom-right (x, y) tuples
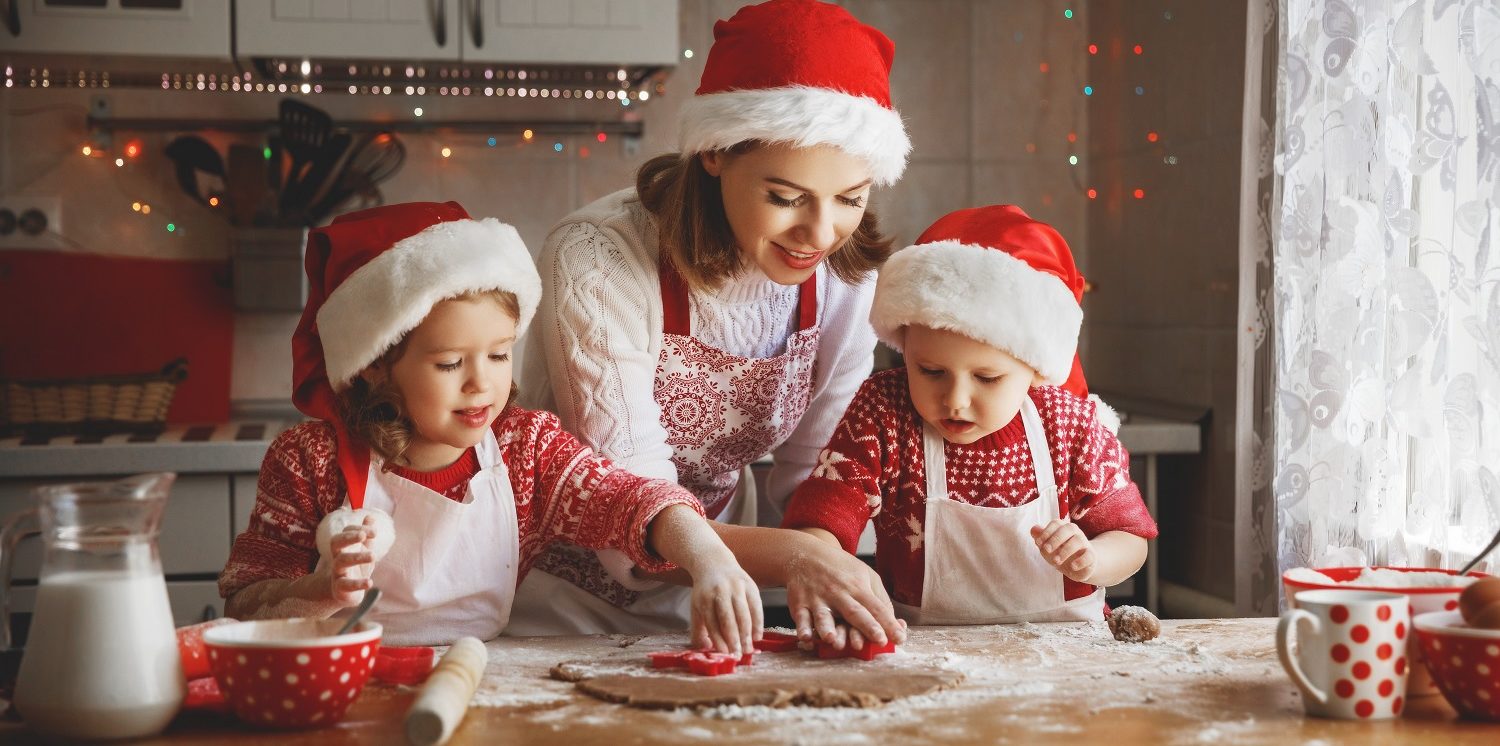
(464, 0), (677, 65)
(0, 474), (236, 625)
(233, 0), (676, 64)
(0, 0), (232, 58)
(233, 0), (458, 61)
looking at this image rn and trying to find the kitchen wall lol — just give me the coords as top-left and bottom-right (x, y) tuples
(0, 1), (1247, 605)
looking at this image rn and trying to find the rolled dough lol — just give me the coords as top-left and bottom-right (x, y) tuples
(551, 652), (963, 710)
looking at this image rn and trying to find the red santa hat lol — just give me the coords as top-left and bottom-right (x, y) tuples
(678, 0), (910, 185)
(291, 201), (539, 508)
(872, 205), (1093, 397)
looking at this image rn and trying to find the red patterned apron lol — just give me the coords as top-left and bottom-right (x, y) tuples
(507, 260), (820, 632)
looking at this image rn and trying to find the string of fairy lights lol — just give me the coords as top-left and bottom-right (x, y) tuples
(13, 48), (694, 236)
(1047, 6), (1175, 205)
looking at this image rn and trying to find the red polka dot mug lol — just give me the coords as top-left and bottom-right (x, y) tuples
(1277, 589), (1410, 720)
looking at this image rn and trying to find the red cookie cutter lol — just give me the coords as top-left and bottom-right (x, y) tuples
(645, 649), (751, 675)
(814, 636), (897, 661)
(372, 645), (437, 685)
(755, 631), (802, 653)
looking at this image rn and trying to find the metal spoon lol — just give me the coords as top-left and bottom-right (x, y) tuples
(336, 587), (381, 635)
(1457, 526), (1500, 577)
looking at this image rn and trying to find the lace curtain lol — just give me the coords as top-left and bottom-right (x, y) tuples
(1272, 0), (1500, 586)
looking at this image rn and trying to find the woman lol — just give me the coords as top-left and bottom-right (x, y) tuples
(509, 0), (911, 637)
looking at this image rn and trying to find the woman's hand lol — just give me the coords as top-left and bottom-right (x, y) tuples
(1031, 519), (1096, 583)
(785, 532), (906, 652)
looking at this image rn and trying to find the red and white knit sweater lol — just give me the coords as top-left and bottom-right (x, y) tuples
(219, 406), (702, 600)
(781, 368), (1158, 608)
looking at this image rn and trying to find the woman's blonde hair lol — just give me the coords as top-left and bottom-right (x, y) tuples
(636, 146), (894, 292)
(338, 289), (521, 467)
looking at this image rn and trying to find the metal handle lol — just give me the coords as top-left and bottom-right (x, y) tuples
(0, 508), (39, 651)
(430, 0), (448, 47)
(2, 0), (20, 38)
(465, 0), (483, 49)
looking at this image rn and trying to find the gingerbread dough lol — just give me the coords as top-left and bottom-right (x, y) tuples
(551, 652), (963, 710)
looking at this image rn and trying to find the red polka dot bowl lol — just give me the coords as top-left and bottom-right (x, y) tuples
(1284, 566), (1488, 696)
(1413, 610), (1500, 721)
(201, 618), (382, 730)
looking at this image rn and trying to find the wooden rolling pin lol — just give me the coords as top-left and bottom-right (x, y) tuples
(404, 636), (487, 746)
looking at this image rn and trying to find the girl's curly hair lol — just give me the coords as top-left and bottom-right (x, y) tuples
(337, 290), (520, 468)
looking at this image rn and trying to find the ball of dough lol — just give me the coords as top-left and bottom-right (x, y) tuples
(1459, 577), (1500, 629)
(1107, 605), (1161, 643)
(316, 507), (396, 578)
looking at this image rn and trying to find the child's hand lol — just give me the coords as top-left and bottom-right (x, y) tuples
(1031, 519), (1096, 583)
(687, 561), (763, 658)
(324, 517), (378, 606)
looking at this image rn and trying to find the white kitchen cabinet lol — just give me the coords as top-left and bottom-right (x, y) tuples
(462, 0), (677, 65)
(234, 0), (459, 60)
(0, 0), (232, 58)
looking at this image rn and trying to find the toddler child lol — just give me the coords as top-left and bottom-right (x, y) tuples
(778, 205), (1158, 647)
(220, 202), (761, 652)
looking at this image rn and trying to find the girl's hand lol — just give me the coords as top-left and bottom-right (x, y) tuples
(688, 561), (763, 658)
(785, 540), (906, 652)
(324, 518), (378, 606)
(1031, 519), (1096, 583)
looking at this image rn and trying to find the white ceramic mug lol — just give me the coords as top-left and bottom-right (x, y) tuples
(1277, 589), (1410, 720)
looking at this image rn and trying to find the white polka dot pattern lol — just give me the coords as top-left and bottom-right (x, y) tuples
(201, 638), (382, 729)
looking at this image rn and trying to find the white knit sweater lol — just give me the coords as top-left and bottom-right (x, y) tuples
(520, 188), (877, 515)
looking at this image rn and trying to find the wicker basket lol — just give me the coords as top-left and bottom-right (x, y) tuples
(0, 358), (189, 438)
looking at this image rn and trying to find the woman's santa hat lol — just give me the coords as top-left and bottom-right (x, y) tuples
(872, 205), (1117, 429)
(678, 0), (910, 185)
(291, 201), (540, 507)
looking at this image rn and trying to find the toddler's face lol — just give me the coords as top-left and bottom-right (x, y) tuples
(903, 325), (1039, 445)
(701, 142), (873, 286)
(383, 296), (517, 469)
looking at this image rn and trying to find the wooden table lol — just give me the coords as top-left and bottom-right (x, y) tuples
(4, 619), (1498, 745)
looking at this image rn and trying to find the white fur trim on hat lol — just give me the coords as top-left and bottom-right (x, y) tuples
(678, 86), (910, 185)
(317, 218), (541, 389)
(871, 240), (1082, 385)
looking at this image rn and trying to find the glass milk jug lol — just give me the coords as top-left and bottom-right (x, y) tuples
(1, 472), (185, 740)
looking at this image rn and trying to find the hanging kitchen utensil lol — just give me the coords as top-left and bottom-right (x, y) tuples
(305, 131), (406, 224)
(164, 136), (225, 206)
(285, 131), (351, 226)
(276, 99), (334, 219)
(225, 144), (268, 228)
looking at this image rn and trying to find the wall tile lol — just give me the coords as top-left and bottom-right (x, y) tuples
(846, 0), (971, 162)
(873, 160), (970, 247)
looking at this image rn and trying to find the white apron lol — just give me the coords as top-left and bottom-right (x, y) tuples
(507, 260), (820, 635)
(893, 397), (1104, 625)
(326, 429), (520, 646)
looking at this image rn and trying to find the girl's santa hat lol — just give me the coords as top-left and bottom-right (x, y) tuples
(291, 201), (540, 507)
(872, 205), (1117, 429)
(679, 0), (910, 185)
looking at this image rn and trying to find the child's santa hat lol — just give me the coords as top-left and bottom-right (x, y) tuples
(678, 0), (910, 185)
(872, 205), (1117, 430)
(291, 201), (540, 507)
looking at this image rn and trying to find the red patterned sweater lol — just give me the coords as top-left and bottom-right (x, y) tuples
(219, 406), (702, 600)
(781, 369), (1158, 609)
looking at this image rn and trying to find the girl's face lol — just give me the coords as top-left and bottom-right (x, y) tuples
(701, 142), (873, 286)
(903, 325), (1040, 445)
(378, 296), (517, 470)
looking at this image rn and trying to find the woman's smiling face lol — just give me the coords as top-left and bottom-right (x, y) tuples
(701, 142), (874, 286)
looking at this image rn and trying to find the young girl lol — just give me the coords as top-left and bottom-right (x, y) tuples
(220, 202), (762, 654)
(510, 0), (911, 636)
(775, 205), (1159, 649)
